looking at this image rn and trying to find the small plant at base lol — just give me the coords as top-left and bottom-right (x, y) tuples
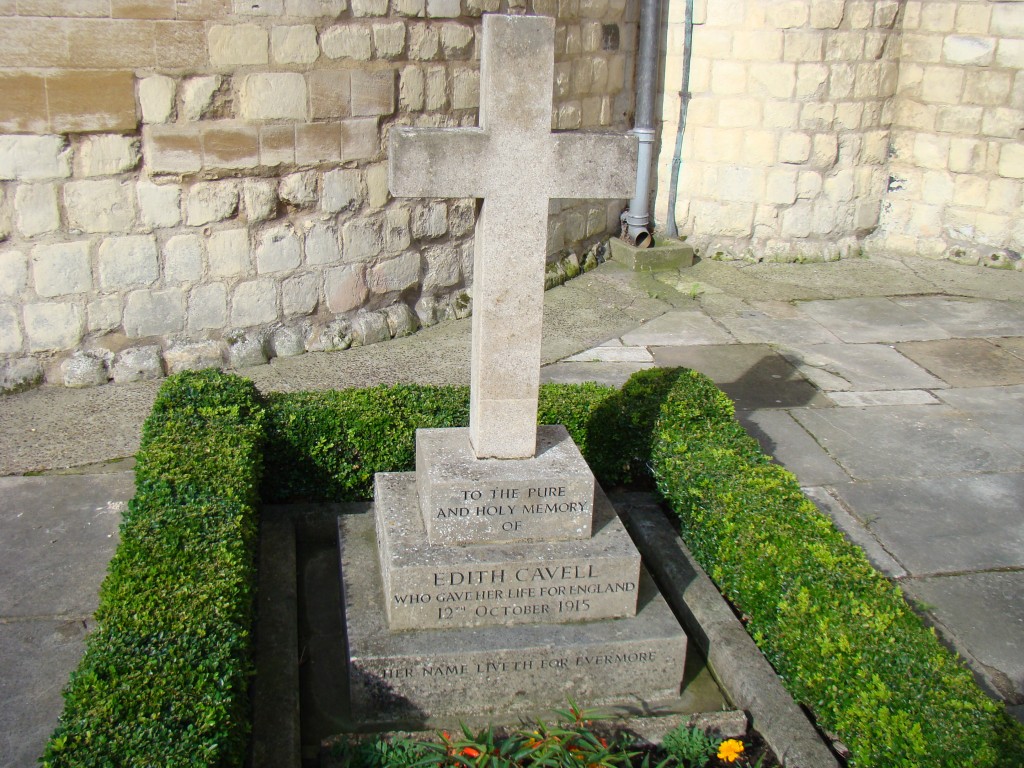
(661, 724), (719, 768)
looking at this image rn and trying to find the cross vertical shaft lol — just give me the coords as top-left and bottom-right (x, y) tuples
(389, 14), (637, 460)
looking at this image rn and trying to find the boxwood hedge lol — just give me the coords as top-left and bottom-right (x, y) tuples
(44, 369), (1023, 768)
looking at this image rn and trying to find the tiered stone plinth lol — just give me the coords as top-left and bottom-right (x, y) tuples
(338, 426), (689, 723)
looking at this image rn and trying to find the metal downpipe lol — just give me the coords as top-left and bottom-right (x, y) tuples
(623, 0), (659, 247)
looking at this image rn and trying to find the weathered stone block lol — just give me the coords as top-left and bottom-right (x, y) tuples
(46, 70), (137, 134)
(231, 279), (278, 326)
(0, 306), (23, 355)
(186, 181), (239, 226)
(373, 20), (407, 58)
(309, 69), (351, 119)
(282, 271), (319, 315)
(321, 24), (373, 59)
(451, 68), (480, 109)
(384, 302), (419, 337)
(325, 263), (368, 312)
(227, 332), (269, 367)
(24, 301), (84, 351)
(0, 73), (48, 134)
(270, 324), (307, 357)
(142, 125), (203, 174)
(234, 0), (284, 14)
(98, 235), (159, 289)
(64, 179), (135, 233)
(15, 183), (59, 238)
(207, 229), (251, 277)
(256, 224), (302, 273)
(990, 4), (1024, 38)
(351, 69), (396, 116)
(188, 282), (228, 330)
(371, 476), (643, 632)
(238, 73), (308, 120)
(272, 24), (320, 64)
(203, 122), (260, 170)
(998, 144), (1024, 180)
(322, 168), (364, 212)
(295, 122), (343, 165)
(350, 0), (387, 15)
(304, 221), (342, 265)
(31, 241), (92, 297)
(139, 75), (176, 123)
(943, 35), (995, 67)
(76, 135), (140, 177)
(364, 163), (389, 209)
(61, 351), (109, 388)
(413, 201), (448, 239)
(87, 295), (121, 332)
(409, 23), (441, 60)
(137, 181), (182, 230)
(163, 340), (223, 373)
(381, 206), (411, 253)
(111, 345), (164, 383)
(164, 233), (204, 283)
(0, 356), (42, 393)
(393, 0), (426, 15)
(124, 287), (184, 336)
(414, 426), (596, 546)
(350, 309), (391, 345)
(426, 0), (459, 17)
(424, 64), (448, 109)
(286, 0), (348, 14)
(279, 170), (318, 206)
(209, 24), (269, 69)
(340, 117), (380, 161)
(342, 216), (383, 262)
(180, 76), (222, 122)
(0, 250), (27, 297)
(421, 243), (461, 291)
(243, 179), (279, 222)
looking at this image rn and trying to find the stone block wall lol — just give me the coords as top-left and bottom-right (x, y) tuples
(0, 0), (635, 389)
(869, 0), (1024, 268)
(655, 0), (902, 262)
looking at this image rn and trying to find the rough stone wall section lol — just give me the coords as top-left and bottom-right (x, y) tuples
(0, 0), (635, 390)
(656, 0), (901, 263)
(869, 0), (1024, 269)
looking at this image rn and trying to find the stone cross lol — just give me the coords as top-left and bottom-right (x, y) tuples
(389, 14), (636, 460)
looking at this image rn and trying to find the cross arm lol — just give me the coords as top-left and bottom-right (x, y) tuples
(548, 132), (638, 200)
(389, 127), (490, 199)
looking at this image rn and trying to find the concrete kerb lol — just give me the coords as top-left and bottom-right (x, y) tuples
(614, 494), (842, 768)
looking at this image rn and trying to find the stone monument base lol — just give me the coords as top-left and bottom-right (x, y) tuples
(339, 511), (688, 724)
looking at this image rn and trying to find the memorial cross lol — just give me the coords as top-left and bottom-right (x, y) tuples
(389, 14), (636, 460)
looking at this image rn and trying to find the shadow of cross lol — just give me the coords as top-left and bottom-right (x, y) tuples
(389, 14), (637, 461)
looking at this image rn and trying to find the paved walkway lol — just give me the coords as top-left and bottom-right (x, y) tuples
(1, 252), (1022, 765)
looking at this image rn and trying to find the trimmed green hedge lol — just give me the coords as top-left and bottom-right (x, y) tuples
(45, 369), (1023, 768)
(42, 371), (266, 767)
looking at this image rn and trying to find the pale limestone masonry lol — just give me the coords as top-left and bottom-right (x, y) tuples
(655, 0), (1022, 267)
(869, 0), (1024, 267)
(2, 0), (1018, 390)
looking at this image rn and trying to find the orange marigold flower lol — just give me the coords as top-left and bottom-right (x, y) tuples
(460, 747), (481, 758)
(717, 739), (745, 763)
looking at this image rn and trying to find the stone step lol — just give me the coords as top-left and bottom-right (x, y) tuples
(340, 510), (687, 722)
(415, 426), (595, 546)
(373, 472), (642, 630)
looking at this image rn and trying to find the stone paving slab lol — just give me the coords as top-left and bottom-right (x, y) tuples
(0, 620), (93, 768)
(0, 472), (131, 768)
(902, 571), (1024, 702)
(800, 486), (906, 579)
(934, 385), (1024, 453)
(829, 474), (1024, 576)
(896, 338), (1024, 387)
(826, 390), (940, 407)
(891, 296), (1024, 338)
(797, 297), (952, 343)
(736, 410), (851, 486)
(540, 361), (655, 386)
(0, 474), (131, 616)
(791, 405), (1024, 480)
(649, 344), (831, 410)
(619, 310), (735, 346)
(995, 337), (1024, 360)
(709, 300), (843, 345)
(777, 343), (947, 392)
